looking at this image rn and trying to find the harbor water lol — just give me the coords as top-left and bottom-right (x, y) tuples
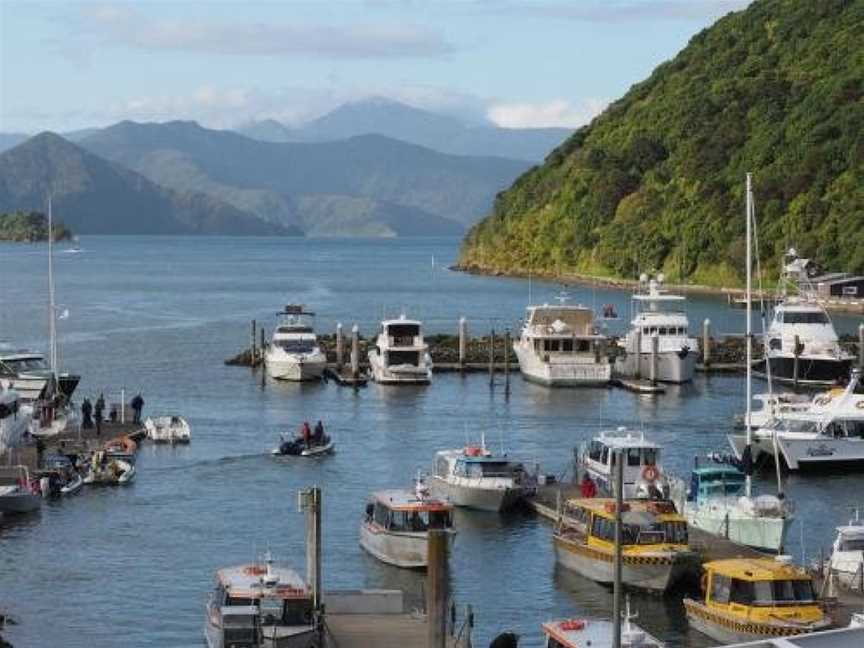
(1, 236), (863, 648)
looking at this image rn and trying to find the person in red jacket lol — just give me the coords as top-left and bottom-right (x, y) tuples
(580, 474), (597, 498)
(301, 421), (312, 449)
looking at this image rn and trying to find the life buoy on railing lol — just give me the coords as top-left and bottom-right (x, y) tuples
(559, 619), (586, 631)
(642, 465), (660, 482)
(814, 396), (832, 407)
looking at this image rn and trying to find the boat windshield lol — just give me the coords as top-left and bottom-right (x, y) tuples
(276, 340), (316, 353)
(235, 598), (312, 626)
(459, 461), (513, 478)
(782, 311), (829, 324)
(839, 536), (864, 552)
(384, 509), (453, 532)
(277, 325), (313, 334)
(824, 420), (864, 439)
(726, 579), (815, 606)
(0, 357), (48, 373)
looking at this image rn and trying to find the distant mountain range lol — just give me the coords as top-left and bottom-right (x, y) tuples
(0, 98), (558, 237)
(0, 133), (293, 235)
(237, 97), (572, 162)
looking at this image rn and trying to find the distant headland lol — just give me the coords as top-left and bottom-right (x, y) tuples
(0, 210), (72, 242)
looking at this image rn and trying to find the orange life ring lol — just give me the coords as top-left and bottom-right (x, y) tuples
(559, 619), (586, 631)
(642, 465), (659, 482)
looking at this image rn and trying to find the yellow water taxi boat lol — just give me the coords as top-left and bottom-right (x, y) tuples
(553, 498), (697, 592)
(684, 557), (832, 643)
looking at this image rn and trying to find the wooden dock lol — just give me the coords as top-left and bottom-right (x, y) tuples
(324, 613), (460, 648)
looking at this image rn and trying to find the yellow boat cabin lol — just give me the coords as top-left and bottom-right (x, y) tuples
(553, 497), (696, 592)
(684, 557), (831, 644)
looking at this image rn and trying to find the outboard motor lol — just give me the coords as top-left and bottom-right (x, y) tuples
(489, 632), (519, 648)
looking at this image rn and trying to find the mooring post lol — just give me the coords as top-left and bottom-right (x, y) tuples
(634, 327), (642, 380)
(351, 324), (360, 379)
(336, 323), (344, 371)
(251, 319), (257, 366)
(120, 388), (126, 424)
(489, 328), (495, 387)
(504, 328), (511, 396)
(259, 327), (266, 365)
(458, 317), (467, 370)
(650, 334), (659, 385)
(427, 529), (449, 648)
(859, 323), (864, 369)
(300, 487), (322, 611)
(702, 318), (711, 367)
(793, 334), (801, 388)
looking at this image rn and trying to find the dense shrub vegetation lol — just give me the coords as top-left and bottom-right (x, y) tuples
(0, 211), (71, 242)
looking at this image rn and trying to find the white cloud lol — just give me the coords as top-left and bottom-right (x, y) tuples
(76, 4), (454, 59)
(486, 98), (606, 129)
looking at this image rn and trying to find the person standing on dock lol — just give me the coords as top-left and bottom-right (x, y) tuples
(131, 393), (144, 424)
(81, 398), (94, 429)
(94, 394), (105, 436)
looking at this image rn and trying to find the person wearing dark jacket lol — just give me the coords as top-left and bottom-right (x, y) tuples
(130, 393), (144, 424)
(94, 394), (105, 436)
(314, 420), (324, 443)
(81, 398), (93, 429)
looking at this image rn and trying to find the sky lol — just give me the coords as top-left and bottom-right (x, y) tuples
(0, 0), (752, 133)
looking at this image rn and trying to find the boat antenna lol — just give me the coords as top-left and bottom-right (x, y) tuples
(745, 173), (753, 499)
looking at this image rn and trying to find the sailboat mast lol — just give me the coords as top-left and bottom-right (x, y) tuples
(745, 174), (753, 498)
(48, 195), (58, 382)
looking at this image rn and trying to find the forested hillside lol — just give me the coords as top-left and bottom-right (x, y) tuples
(460, 0), (864, 286)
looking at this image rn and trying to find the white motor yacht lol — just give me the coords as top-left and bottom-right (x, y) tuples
(577, 428), (668, 499)
(759, 250), (854, 387)
(0, 348), (80, 402)
(204, 553), (317, 648)
(615, 274), (699, 383)
(430, 439), (529, 512)
(824, 510), (864, 591)
(513, 296), (611, 386)
(368, 314), (432, 384)
(359, 481), (455, 569)
(0, 465), (42, 514)
(0, 387), (31, 457)
(264, 306), (327, 382)
(145, 415), (192, 444)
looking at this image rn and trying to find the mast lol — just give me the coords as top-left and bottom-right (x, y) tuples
(745, 174), (753, 498)
(48, 195), (58, 383)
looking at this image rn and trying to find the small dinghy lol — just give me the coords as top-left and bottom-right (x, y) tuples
(145, 415), (191, 444)
(37, 455), (84, 497)
(83, 451), (136, 485)
(103, 435), (138, 464)
(271, 434), (334, 457)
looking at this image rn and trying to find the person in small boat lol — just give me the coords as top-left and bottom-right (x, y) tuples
(81, 398), (93, 429)
(314, 420), (324, 444)
(580, 474), (597, 498)
(301, 421), (312, 449)
(130, 393), (144, 424)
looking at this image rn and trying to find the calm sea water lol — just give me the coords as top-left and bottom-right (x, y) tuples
(1, 236), (862, 648)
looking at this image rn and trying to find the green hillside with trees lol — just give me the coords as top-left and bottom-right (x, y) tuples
(0, 211), (71, 242)
(459, 0), (864, 286)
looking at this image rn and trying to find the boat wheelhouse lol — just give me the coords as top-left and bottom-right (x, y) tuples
(513, 299), (611, 387)
(677, 461), (792, 553)
(430, 443), (529, 512)
(360, 486), (455, 568)
(204, 554), (317, 648)
(684, 557), (830, 644)
(578, 428), (667, 499)
(826, 511), (864, 591)
(368, 314), (432, 384)
(265, 306), (327, 382)
(615, 274), (698, 383)
(553, 498), (696, 592)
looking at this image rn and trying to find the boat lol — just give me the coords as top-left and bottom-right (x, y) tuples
(271, 433), (334, 457)
(359, 479), (455, 568)
(0, 348), (79, 402)
(541, 603), (665, 648)
(553, 497), (696, 592)
(204, 552), (317, 648)
(614, 274), (699, 383)
(736, 392), (811, 430)
(577, 428), (669, 499)
(512, 294), (612, 387)
(145, 415), (191, 444)
(674, 457), (793, 553)
(0, 387), (31, 457)
(83, 451), (135, 485)
(759, 249), (854, 387)
(728, 368), (864, 470)
(36, 454), (83, 497)
(264, 305), (327, 382)
(103, 435), (138, 464)
(684, 557), (831, 643)
(429, 439), (531, 512)
(822, 509), (864, 591)
(368, 314), (433, 385)
(0, 465), (42, 514)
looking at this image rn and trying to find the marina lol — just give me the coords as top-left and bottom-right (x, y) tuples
(1, 236), (863, 648)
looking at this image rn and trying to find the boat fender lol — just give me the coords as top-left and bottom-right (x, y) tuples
(856, 401), (864, 410)
(559, 619), (586, 631)
(815, 396), (832, 407)
(642, 465), (659, 483)
(678, 346), (691, 359)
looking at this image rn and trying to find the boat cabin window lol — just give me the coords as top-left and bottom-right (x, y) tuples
(644, 448), (657, 466)
(227, 597), (255, 606)
(782, 311), (829, 325)
(711, 574), (732, 604)
(257, 598), (313, 626)
(462, 461), (512, 478)
(627, 448), (641, 467)
(0, 400), (18, 419)
(729, 579), (816, 606)
(826, 420), (864, 439)
(277, 325), (313, 334)
(591, 516), (615, 542)
(276, 340), (316, 353)
(1, 357), (48, 372)
(587, 441), (604, 462)
(383, 508), (452, 532)
(547, 639), (568, 648)
(661, 521), (688, 544)
(387, 351), (420, 366)
(222, 613), (258, 644)
(562, 339), (573, 352)
(388, 324), (420, 346)
(839, 536), (864, 552)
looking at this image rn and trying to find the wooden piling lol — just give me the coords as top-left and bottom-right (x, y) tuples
(634, 327), (642, 380)
(336, 323), (344, 370)
(260, 327), (266, 365)
(504, 329), (511, 396)
(427, 529), (449, 648)
(251, 320), (257, 365)
(859, 324), (863, 369)
(650, 334), (659, 385)
(703, 318), (711, 366)
(351, 325), (360, 379)
(458, 317), (467, 370)
(488, 328), (495, 387)
(302, 487), (322, 611)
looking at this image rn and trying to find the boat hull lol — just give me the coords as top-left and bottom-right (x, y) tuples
(265, 354), (326, 382)
(429, 476), (522, 512)
(685, 502), (792, 553)
(513, 345), (611, 387)
(205, 619), (318, 648)
(359, 522), (441, 568)
(553, 534), (694, 592)
(761, 355), (853, 387)
(684, 599), (830, 644)
(0, 492), (42, 514)
(730, 433), (864, 471)
(368, 352), (432, 385)
(614, 351), (697, 384)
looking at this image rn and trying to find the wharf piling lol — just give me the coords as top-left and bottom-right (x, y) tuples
(458, 317), (467, 370)
(250, 320), (257, 366)
(351, 324), (360, 379)
(336, 323), (344, 370)
(702, 319), (711, 367)
(427, 529), (449, 648)
(859, 324), (864, 369)
(649, 334), (659, 386)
